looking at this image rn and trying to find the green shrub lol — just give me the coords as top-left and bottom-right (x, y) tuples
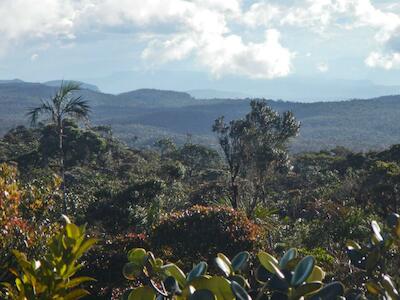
(82, 232), (149, 299)
(121, 247), (344, 300)
(150, 205), (261, 264)
(345, 214), (400, 298)
(1, 217), (97, 300)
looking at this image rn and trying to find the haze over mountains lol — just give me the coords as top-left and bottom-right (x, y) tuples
(1, 79), (400, 152)
(84, 70), (400, 101)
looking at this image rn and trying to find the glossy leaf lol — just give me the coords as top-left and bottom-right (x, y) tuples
(306, 266), (325, 283)
(215, 256), (232, 277)
(231, 281), (251, 300)
(162, 263), (187, 287)
(291, 256), (315, 287)
(255, 266), (271, 283)
(189, 289), (216, 300)
(382, 275), (399, 298)
(293, 282), (322, 298)
(191, 276), (235, 300)
(231, 252), (250, 272)
(128, 248), (147, 265)
(371, 221), (383, 242)
(128, 286), (156, 300)
(279, 248), (297, 269)
(123, 262), (143, 280)
(187, 262), (208, 283)
(258, 252), (284, 279)
(309, 281), (345, 300)
(366, 281), (381, 295)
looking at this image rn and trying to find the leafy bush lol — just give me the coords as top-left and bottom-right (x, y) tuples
(345, 213), (400, 298)
(1, 217), (97, 299)
(121, 247), (344, 300)
(0, 163), (62, 282)
(82, 232), (149, 299)
(150, 205), (261, 264)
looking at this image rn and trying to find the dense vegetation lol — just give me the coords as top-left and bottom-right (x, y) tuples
(2, 80), (400, 151)
(2, 84), (400, 299)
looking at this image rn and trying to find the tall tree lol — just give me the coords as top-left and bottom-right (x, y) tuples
(213, 99), (300, 214)
(27, 82), (90, 212)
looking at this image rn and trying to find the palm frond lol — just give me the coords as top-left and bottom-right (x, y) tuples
(53, 81), (82, 109)
(63, 97), (91, 120)
(59, 81), (81, 98)
(26, 100), (54, 126)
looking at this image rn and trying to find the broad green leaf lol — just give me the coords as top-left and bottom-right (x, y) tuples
(291, 256), (315, 286)
(217, 253), (233, 275)
(128, 286), (156, 300)
(306, 266), (325, 283)
(279, 248), (297, 269)
(215, 257), (232, 277)
(258, 252), (284, 280)
(231, 252), (250, 272)
(64, 276), (95, 289)
(382, 275), (399, 298)
(255, 266), (271, 283)
(346, 240), (361, 251)
(127, 248), (148, 265)
(293, 282), (322, 298)
(309, 282), (345, 300)
(164, 276), (180, 294)
(366, 281), (381, 295)
(66, 223), (81, 240)
(371, 221), (383, 242)
(229, 275), (247, 288)
(162, 263), (187, 287)
(231, 281), (251, 300)
(189, 289), (216, 300)
(187, 262), (208, 283)
(123, 262), (143, 280)
(191, 276), (234, 300)
(74, 238), (98, 259)
(64, 288), (90, 300)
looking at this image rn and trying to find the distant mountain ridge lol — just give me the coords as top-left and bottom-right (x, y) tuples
(187, 89), (252, 99)
(43, 80), (100, 92)
(1, 79), (400, 152)
(84, 70), (400, 101)
(117, 89), (195, 107)
(0, 79), (25, 84)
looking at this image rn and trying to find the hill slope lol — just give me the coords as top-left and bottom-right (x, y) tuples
(0, 80), (400, 152)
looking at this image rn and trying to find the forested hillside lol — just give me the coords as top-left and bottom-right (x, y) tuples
(1, 80), (400, 152)
(2, 94), (400, 299)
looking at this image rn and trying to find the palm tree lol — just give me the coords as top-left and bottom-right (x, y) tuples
(27, 81), (90, 213)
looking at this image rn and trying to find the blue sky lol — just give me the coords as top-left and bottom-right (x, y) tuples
(1, 0), (400, 96)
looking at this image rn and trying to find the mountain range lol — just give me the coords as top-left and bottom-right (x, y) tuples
(83, 70), (400, 101)
(1, 79), (400, 152)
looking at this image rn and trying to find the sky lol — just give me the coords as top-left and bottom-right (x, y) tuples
(1, 0), (400, 97)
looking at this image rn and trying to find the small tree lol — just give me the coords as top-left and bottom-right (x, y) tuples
(213, 100), (300, 214)
(27, 82), (90, 212)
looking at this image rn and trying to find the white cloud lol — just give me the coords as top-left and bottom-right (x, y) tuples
(0, 0), (295, 79)
(282, 0), (333, 32)
(242, 3), (281, 28)
(3, 0), (400, 75)
(30, 54), (39, 62)
(198, 29), (294, 79)
(317, 62), (329, 73)
(0, 0), (76, 41)
(365, 51), (400, 69)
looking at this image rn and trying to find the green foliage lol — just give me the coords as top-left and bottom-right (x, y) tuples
(150, 205), (261, 263)
(121, 247), (343, 300)
(2, 218), (97, 300)
(345, 214), (400, 298)
(213, 99), (300, 213)
(0, 163), (62, 284)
